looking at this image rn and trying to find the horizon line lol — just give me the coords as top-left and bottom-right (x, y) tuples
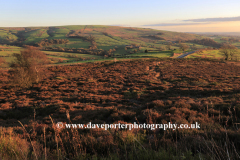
(1, 25), (240, 33)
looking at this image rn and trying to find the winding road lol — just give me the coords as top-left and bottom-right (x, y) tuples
(177, 50), (197, 58)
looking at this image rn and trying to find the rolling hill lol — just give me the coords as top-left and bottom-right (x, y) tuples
(0, 25), (204, 49)
(1, 25), (240, 68)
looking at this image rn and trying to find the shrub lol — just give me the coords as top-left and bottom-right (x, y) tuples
(0, 58), (5, 66)
(220, 43), (238, 60)
(9, 46), (47, 88)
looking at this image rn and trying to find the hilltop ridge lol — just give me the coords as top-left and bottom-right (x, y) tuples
(0, 25), (203, 48)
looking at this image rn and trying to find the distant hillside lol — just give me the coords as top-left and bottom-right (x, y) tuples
(188, 32), (240, 37)
(0, 25), (203, 49)
(187, 32), (240, 49)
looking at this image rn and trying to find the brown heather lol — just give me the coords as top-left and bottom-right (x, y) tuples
(0, 58), (240, 159)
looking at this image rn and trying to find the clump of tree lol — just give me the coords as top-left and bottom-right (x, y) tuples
(36, 39), (69, 47)
(146, 35), (165, 40)
(167, 42), (172, 50)
(220, 43), (238, 60)
(102, 32), (109, 36)
(179, 43), (189, 52)
(44, 47), (85, 53)
(125, 44), (141, 49)
(220, 37), (229, 41)
(189, 38), (221, 48)
(9, 46), (48, 88)
(86, 35), (95, 42)
(43, 45), (116, 57)
(87, 35), (97, 50)
(68, 34), (85, 39)
(190, 44), (198, 50)
(219, 37), (240, 43)
(228, 37), (240, 43)
(160, 46), (166, 51)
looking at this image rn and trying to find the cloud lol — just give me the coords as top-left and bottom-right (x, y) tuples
(184, 16), (240, 22)
(142, 16), (240, 28)
(142, 22), (208, 27)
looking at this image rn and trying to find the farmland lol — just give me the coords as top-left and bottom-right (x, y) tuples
(1, 25), (240, 67)
(0, 44), (187, 68)
(0, 45), (103, 68)
(0, 25), (204, 48)
(0, 25), (208, 66)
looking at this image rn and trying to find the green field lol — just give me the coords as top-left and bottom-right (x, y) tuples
(0, 45), (103, 67)
(0, 25), (205, 50)
(1, 25), (240, 67)
(130, 51), (172, 58)
(1, 25), (239, 52)
(23, 29), (49, 44)
(0, 46), (22, 65)
(187, 49), (240, 59)
(0, 30), (18, 43)
(0, 43), (202, 68)
(0, 44), (177, 68)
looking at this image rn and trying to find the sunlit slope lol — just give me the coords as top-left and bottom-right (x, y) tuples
(0, 25), (203, 49)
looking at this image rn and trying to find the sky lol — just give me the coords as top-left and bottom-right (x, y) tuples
(1, 0), (240, 32)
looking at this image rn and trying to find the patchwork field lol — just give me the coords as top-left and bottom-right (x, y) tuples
(0, 25), (208, 55)
(1, 25), (240, 68)
(0, 45), (183, 68)
(0, 45), (105, 67)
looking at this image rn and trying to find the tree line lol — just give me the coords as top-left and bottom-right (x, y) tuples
(220, 37), (240, 43)
(43, 46), (115, 57)
(36, 39), (69, 47)
(188, 38), (221, 48)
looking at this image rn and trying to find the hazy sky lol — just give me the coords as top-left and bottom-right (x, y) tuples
(1, 0), (240, 32)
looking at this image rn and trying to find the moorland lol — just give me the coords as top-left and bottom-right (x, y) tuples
(0, 25), (240, 160)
